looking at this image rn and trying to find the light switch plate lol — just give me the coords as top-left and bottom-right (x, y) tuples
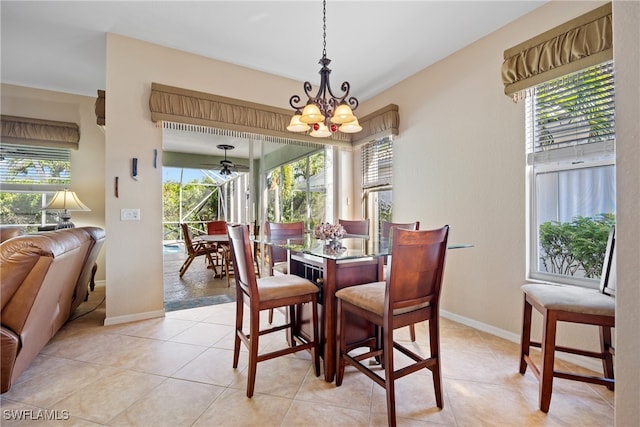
(121, 208), (141, 221)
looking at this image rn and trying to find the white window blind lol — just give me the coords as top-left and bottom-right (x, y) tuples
(362, 137), (392, 189)
(0, 143), (71, 190)
(527, 61), (615, 165)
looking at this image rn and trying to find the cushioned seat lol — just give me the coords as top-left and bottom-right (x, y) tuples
(521, 284), (614, 316)
(519, 225), (616, 413)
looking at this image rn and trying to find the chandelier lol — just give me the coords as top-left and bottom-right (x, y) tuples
(287, 0), (362, 138)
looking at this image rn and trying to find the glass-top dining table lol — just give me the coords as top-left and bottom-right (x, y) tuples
(258, 233), (472, 382)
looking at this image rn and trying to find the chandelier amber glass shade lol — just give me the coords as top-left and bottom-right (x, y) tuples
(300, 103), (325, 124)
(330, 103), (356, 124)
(338, 118), (363, 133)
(287, 113), (311, 132)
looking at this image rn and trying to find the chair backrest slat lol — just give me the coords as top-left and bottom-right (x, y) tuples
(265, 221), (304, 267)
(387, 226), (449, 318)
(227, 224), (258, 297)
(381, 221), (420, 239)
(338, 219), (370, 236)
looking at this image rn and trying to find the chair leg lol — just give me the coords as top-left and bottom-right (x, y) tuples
(519, 298), (532, 375)
(311, 297), (320, 377)
(409, 323), (416, 342)
(600, 326), (615, 390)
(383, 324), (397, 427)
(268, 308), (274, 324)
(246, 307), (260, 398)
(179, 255), (194, 277)
(335, 300), (346, 386)
(233, 293), (243, 369)
(429, 317), (443, 409)
(539, 309), (557, 413)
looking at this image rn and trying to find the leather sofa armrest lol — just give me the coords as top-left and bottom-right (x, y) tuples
(1, 327), (19, 393)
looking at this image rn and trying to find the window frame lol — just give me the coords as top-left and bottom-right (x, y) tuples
(525, 61), (616, 288)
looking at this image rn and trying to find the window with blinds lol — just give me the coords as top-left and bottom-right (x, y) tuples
(527, 61), (615, 165)
(526, 61), (616, 286)
(361, 137), (392, 189)
(0, 143), (71, 190)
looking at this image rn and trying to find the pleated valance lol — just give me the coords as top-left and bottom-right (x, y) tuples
(0, 115), (80, 149)
(95, 90), (105, 126)
(149, 83), (399, 148)
(502, 3), (612, 98)
(352, 104), (399, 146)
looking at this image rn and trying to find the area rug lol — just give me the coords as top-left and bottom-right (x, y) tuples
(164, 294), (234, 312)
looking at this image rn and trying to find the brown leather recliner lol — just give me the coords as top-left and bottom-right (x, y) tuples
(0, 227), (105, 393)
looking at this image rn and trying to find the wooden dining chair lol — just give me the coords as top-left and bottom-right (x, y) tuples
(335, 226), (450, 427)
(382, 220), (420, 341)
(264, 221), (305, 276)
(206, 220), (227, 235)
(264, 221), (305, 324)
(226, 224), (320, 397)
(519, 225), (616, 412)
(338, 218), (370, 236)
(206, 220), (229, 276)
(179, 223), (218, 277)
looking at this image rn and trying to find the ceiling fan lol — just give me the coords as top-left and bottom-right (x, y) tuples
(205, 144), (249, 176)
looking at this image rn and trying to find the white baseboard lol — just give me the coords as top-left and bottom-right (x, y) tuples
(440, 310), (602, 372)
(104, 309), (165, 326)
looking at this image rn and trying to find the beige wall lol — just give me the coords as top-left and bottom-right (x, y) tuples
(4, 0), (635, 420)
(103, 34), (310, 323)
(1, 84), (106, 281)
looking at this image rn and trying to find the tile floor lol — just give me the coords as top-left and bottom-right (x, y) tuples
(0, 284), (614, 426)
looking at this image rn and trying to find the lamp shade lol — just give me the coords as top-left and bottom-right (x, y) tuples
(300, 103), (325, 124)
(44, 190), (90, 212)
(339, 118), (363, 133)
(286, 113), (311, 132)
(330, 103), (356, 124)
(310, 122), (332, 138)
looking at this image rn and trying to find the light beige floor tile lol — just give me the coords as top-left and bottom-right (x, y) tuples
(107, 339), (207, 376)
(282, 399), (370, 426)
(2, 359), (118, 408)
(295, 366), (374, 413)
(446, 379), (554, 426)
(103, 316), (196, 340)
(228, 356), (314, 398)
(53, 369), (164, 424)
(172, 347), (248, 387)
(50, 369), (165, 425)
(168, 321), (233, 347)
(108, 378), (225, 426)
(193, 387), (292, 426)
(369, 373), (456, 426)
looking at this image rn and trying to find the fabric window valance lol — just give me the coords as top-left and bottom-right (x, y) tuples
(0, 115), (80, 149)
(502, 3), (612, 98)
(149, 83), (399, 148)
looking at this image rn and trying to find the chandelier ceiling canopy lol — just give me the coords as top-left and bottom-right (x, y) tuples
(287, 0), (362, 138)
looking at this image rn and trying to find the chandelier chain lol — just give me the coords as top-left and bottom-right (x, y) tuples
(322, 0), (327, 58)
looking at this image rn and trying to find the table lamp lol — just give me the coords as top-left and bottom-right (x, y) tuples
(44, 189), (91, 229)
